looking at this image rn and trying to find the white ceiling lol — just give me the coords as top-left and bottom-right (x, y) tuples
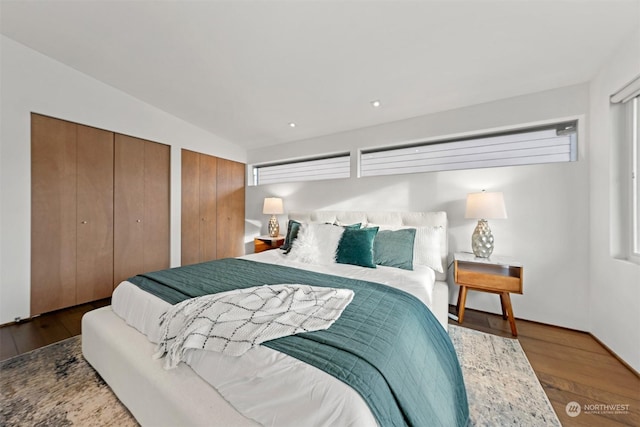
(1, 0), (639, 149)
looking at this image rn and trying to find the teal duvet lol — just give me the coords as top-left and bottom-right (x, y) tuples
(128, 258), (469, 427)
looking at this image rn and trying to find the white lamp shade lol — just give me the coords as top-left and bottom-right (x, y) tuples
(262, 197), (284, 215)
(465, 191), (507, 220)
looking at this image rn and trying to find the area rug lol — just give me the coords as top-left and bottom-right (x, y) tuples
(0, 328), (560, 426)
(449, 325), (561, 426)
(0, 337), (137, 426)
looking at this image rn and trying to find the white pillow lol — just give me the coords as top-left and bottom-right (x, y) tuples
(413, 226), (443, 273)
(366, 223), (443, 273)
(288, 223), (345, 265)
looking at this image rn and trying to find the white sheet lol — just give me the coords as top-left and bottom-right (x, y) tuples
(111, 251), (437, 427)
(243, 250), (436, 309)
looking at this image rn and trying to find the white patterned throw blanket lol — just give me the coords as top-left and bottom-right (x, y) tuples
(155, 284), (354, 368)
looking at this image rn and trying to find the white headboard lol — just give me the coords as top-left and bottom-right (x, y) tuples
(287, 211), (448, 282)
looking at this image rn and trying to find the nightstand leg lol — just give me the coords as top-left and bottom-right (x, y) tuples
(499, 293), (508, 320)
(501, 292), (518, 336)
(457, 286), (468, 324)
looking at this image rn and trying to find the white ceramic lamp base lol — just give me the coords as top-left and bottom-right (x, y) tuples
(268, 215), (280, 237)
(471, 219), (494, 258)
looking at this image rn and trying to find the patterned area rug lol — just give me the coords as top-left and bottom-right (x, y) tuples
(449, 325), (561, 426)
(0, 337), (137, 427)
(0, 328), (559, 426)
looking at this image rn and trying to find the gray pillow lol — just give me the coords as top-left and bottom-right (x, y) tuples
(373, 228), (416, 270)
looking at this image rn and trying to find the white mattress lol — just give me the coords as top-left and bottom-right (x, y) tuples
(111, 251), (439, 427)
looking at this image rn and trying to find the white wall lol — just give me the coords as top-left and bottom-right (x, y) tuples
(588, 30), (640, 372)
(0, 36), (246, 324)
(247, 83), (591, 332)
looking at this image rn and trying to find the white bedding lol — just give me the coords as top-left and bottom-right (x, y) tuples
(244, 250), (437, 308)
(111, 250), (438, 427)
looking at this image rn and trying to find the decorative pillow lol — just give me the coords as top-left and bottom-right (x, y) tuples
(367, 223), (444, 273)
(413, 226), (443, 273)
(373, 228), (416, 270)
(280, 220), (302, 253)
(336, 227), (379, 268)
(287, 223), (345, 265)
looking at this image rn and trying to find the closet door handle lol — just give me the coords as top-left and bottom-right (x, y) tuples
(136, 219), (142, 223)
(81, 221), (88, 224)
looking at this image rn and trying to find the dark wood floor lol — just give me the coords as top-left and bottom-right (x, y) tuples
(1, 301), (638, 426)
(0, 298), (110, 361)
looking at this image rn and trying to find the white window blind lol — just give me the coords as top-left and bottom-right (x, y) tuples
(254, 154), (350, 185)
(360, 122), (578, 177)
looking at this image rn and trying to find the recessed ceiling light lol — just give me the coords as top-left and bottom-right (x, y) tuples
(370, 100), (381, 108)
(288, 122), (296, 128)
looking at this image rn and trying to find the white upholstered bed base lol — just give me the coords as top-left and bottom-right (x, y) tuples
(82, 211), (450, 426)
(83, 306), (259, 426)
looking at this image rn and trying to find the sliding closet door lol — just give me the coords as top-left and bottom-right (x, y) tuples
(200, 154), (218, 261)
(31, 114), (77, 315)
(181, 149), (201, 266)
(181, 149), (217, 265)
(216, 158), (245, 258)
(142, 140), (170, 272)
(76, 124), (114, 304)
(114, 135), (145, 286)
(114, 135), (170, 286)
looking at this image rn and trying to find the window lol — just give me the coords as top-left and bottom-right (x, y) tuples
(253, 154), (350, 185)
(631, 96), (640, 259)
(359, 122), (577, 177)
(611, 75), (640, 263)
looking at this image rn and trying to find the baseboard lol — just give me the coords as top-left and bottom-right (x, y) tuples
(589, 333), (640, 379)
(0, 314), (39, 328)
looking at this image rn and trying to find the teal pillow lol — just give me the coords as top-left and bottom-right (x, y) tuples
(373, 229), (416, 270)
(336, 227), (379, 268)
(281, 220), (302, 253)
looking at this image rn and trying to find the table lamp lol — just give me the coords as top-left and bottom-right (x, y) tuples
(465, 190), (507, 258)
(263, 197), (284, 237)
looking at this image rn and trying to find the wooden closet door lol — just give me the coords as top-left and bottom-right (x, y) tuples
(181, 150), (201, 266)
(216, 158), (245, 258)
(143, 141), (170, 272)
(114, 135), (145, 286)
(181, 150), (217, 265)
(199, 154), (218, 262)
(31, 114), (77, 315)
(76, 124), (114, 304)
(114, 135), (170, 285)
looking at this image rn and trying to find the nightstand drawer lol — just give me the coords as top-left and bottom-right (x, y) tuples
(254, 236), (284, 253)
(456, 268), (522, 293)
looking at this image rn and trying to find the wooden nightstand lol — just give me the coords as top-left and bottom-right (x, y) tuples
(453, 252), (523, 336)
(254, 235), (285, 253)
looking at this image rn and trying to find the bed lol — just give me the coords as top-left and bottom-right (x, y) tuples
(82, 211), (468, 426)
